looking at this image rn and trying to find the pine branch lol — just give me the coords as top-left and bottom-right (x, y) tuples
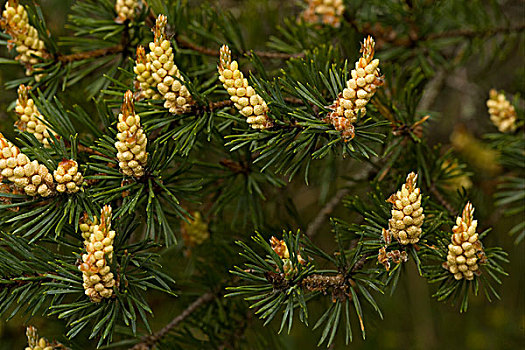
(263, 264), (372, 305)
(0, 273), (53, 288)
(306, 163), (375, 238)
(350, 253), (373, 273)
(417, 69), (446, 111)
(306, 188), (350, 238)
(146, 8), (304, 59)
(265, 270), (353, 300)
(77, 144), (105, 156)
(429, 184), (456, 215)
(57, 45), (125, 63)
(346, 12), (525, 49)
(283, 96), (305, 105)
(176, 35), (305, 59)
(219, 158), (251, 175)
(175, 35), (217, 56)
(130, 292), (216, 350)
(426, 24), (525, 40)
(61, 141), (106, 157)
(147, 99), (233, 139)
(207, 99), (234, 110)
(248, 50), (305, 60)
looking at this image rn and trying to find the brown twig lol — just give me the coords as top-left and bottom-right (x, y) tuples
(348, 15), (525, 49)
(305, 187), (350, 238)
(130, 292), (216, 350)
(265, 269), (368, 303)
(425, 24), (525, 41)
(350, 252), (373, 273)
(144, 7), (303, 60)
(266, 270), (352, 301)
(167, 97), (297, 118)
(157, 97), (305, 134)
(283, 96), (305, 105)
(219, 158), (250, 175)
(176, 35), (305, 59)
(371, 99), (395, 124)
(55, 16), (131, 63)
(429, 184), (455, 215)
(305, 163), (374, 238)
(77, 144), (105, 157)
(64, 15), (523, 65)
(417, 69), (446, 111)
(249, 50), (305, 59)
(57, 45), (125, 63)
(208, 99), (233, 110)
(36, 17), (525, 65)
(176, 36), (217, 56)
(147, 99), (232, 139)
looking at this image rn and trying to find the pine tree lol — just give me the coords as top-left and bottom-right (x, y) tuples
(0, 0), (523, 349)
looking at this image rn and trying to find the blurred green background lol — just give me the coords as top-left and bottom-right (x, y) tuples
(0, 0), (523, 349)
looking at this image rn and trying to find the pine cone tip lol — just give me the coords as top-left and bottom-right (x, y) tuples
(219, 44), (231, 70)
(122, 90), (135, 117)
(153, 14), (167, 42)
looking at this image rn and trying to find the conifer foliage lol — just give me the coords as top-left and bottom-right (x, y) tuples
(0, 0), (522, 349)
